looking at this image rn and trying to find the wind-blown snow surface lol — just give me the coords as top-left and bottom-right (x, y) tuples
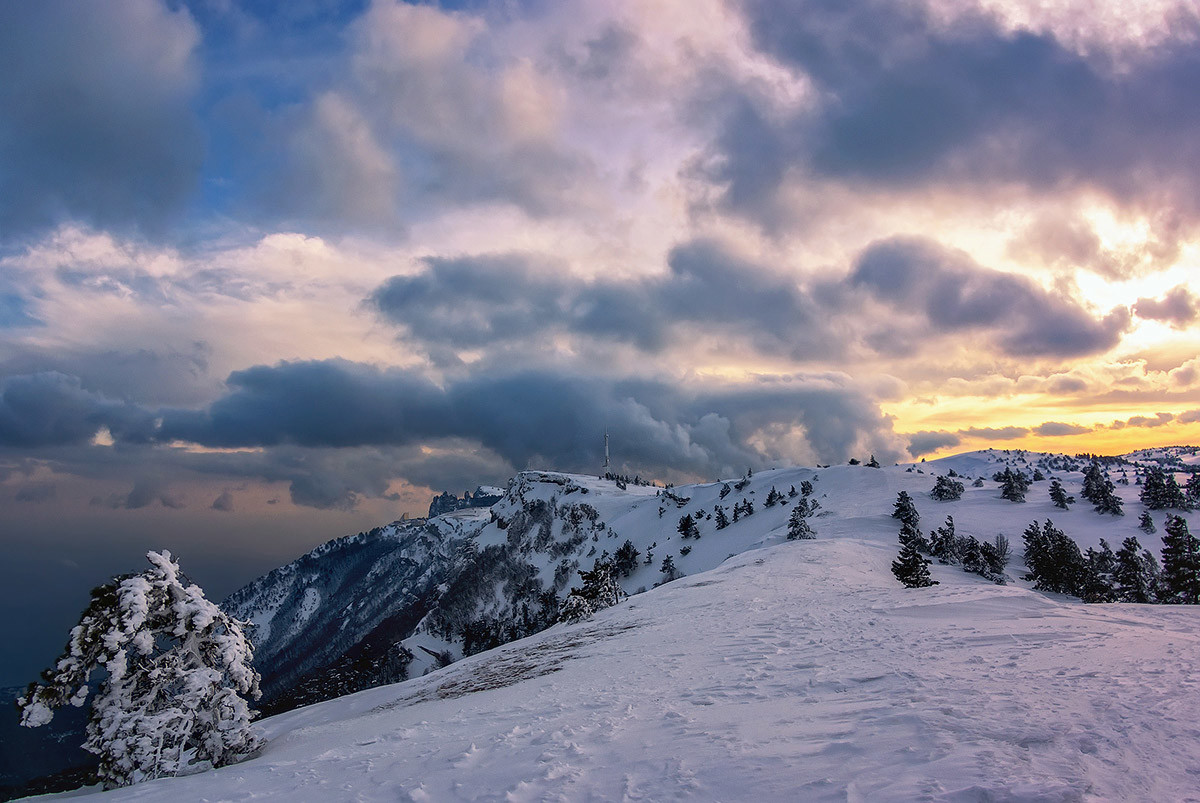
(42, 450), (1200, 802)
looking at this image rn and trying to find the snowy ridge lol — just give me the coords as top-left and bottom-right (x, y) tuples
(63, 448), (1189, 800)
(76, 524), (1200, 801)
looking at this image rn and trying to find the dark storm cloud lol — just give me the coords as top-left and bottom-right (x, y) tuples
(371, 240), (832, 360)
(0, 373), (158, 448)
(92, 478), (185, 510)
(0, 1), (203, 235)
(157, 359), (897, 473)
(851, 237), (1130, 357)
(1134, 286), (1199, 328)
(1031, 421), (1092, 437)
(907, 430), (961, 457)
(710, 0), (1200, 223)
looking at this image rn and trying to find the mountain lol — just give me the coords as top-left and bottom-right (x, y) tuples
(9, 447), (1199, 800)
(41, 447), (1200, 801)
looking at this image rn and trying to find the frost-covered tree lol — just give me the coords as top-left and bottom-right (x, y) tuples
(891, 491), (920, 529)
(929, 515), (958, 564)
(1187, 473), (1200, 507)
(677, 513), (700, 540)
(800, 480), (814, 497)
(892, 522), (937, 588)
(1138, 511), (1156, 534)
(714, 505), (730, 530)
(998, 468), (1029, 503)
(613, 540), (640, 577)
(930, 475), (964, 502)
(866, 454), (880, 468)
(786, 503), (815, 540)
(559, 558), (628, 623)
(18, 551), (262, 789)
(764, 487), (783, 507)
(1160, 515), (1200, 604)
(1048, 479), (1074, 510)
(659, 554), (681, 582)
(1113, 536), (1158, 603)
(719, 482), (732, 499)
(1141, 467), (1189, 510)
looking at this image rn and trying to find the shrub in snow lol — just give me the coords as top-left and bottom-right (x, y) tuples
(930, 475), (964, 502)
(558, 558), (627, 624)
(891, 522), (937, 588)
(18, 551), (263, 789)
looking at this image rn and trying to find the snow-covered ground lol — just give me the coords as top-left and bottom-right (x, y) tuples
(32, 450), (1200, 801)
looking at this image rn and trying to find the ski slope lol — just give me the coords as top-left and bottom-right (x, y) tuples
(31, 450), (1200, 801)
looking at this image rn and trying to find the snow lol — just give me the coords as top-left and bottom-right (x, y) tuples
(29, 451), (1200, 801)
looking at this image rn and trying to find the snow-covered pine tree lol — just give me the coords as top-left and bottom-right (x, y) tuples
(1048, 479), (1074, 509)
(1138, 511), (1156, 533)
(1159, 515), (1200, 604)
(930, 475), (964, 501)
(613, 540), (640, 577)
(998, 468), (1029, 502)
(17, 551), (263, 789)
(559, 558), (628, 623)
(659, 554), (681, 582)
(786, 503), (815, 540)
(714, 505), (729, 530)
(929, 515), (958, 564)
(891, 522), (937, 588)
(891, 491), (920, 529)
(677, 513), (700, 539)
(1113, 536), (1157, 603)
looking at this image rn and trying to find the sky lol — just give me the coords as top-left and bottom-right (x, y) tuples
(2, 0), (1200, 686)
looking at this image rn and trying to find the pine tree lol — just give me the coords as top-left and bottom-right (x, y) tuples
(1048, 479), (1074, 509)
(1139, 467), (1186, 510)
(714, 505), (730, 530)
(1079, 541), (1117, 603)
(1092, 478), (1124, 516)
(892, 491), (920, 529)
(1138, 511), (1156, 534)
(719, 482), (732, 499)
(1113, 536), (1157, 603)
(677, 513), (700, 539)
(892, 522), (937, 588)
(998, 468), (1029, 502)
(787, 503), (815, 540)
(1160, 515), (1200, 604)
(1022, 520), (1087, 596)
(1187, 473), (1200, 507)
(867, 454), (880, 468)
(18, 551), (262, 789)
(788, 485), (799, 498)
(930, 475), (965, 501)
(1081, 463), (1106, 503)
(800, 480), (814, 497)
(929, 515), (958, 564)
(613, 540), (640, 577)
(660, 554), (681, 582)
(560, 558), (629, 623)
(764, 487), (782, 507)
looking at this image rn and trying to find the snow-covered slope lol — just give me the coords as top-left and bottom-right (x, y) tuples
(71, 521), (1200, 801)
(219, 450), (1197, 714)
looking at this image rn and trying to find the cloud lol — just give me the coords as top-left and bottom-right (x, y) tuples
(851, 236), (1130, 357)
(211, 490), (235, 512)
(1179, 409), (1200, 424)
(0, 0), (202, 235)
(1134, 286), (1199, 328)
(1124, 412), (1175, 429)
(371, 239), (834, 360)
(1031, 421), (1092, 437)
(0, 372), (158, 448)
(14, 483), (57, 503)
(907, 430), (960, 457)
(708, 0), (1200, 226)
(92, 477), (185, 510)
(959, 426), (1029, 441)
